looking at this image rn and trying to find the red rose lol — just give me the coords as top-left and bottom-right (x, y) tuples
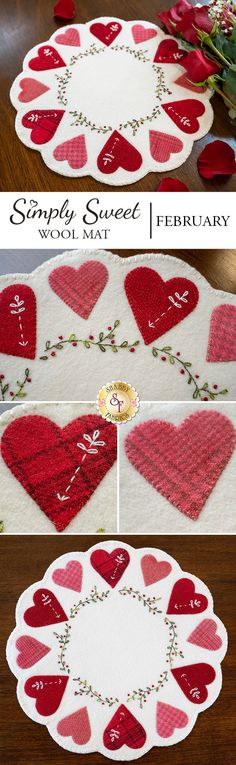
(197, 140), (236, 179)
(159, 0), (192, 34)
(176, 6), (213, 45)
(184, 50), (221, 82)
(156, 178), (190, 191)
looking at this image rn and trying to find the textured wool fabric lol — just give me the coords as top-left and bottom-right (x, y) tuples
(119, 402), (236, 534)
(0, 403), (117, 534)
(0, 284), (36, 359)
(6, 541), (227, 759)
(0, 250), (235, 403)
(10, 18), (213, 185)
(207, 304), (236, 362)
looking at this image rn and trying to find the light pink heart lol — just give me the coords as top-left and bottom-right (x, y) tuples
(49, 261), (108, 319)
(53, 135), (87, 170)
(57, 707), (91, 744)
(132, 24), (157, 44)
(16, 635), (50, 668)
(18, 78), (50, 102)
(149, 130), (183, 163)
(188, 619), (222, 650)
(157, 702), (188, 738)
(55, 27), (81, 46)
(141, 554), (172, 585)
(207, 304), (236, 362)
(52, 560), (83, 592)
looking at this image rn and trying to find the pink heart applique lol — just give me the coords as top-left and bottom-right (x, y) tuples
(90, 21), (122, 46)
(154, 39), (187, 63)
(132, 25), (157, 44)
(188, 619), (223, 650)
(97, 130), (142, 175)
(141, 554), (172, 585)
(48, 261), (108, 318)
(57, 707), (91, 744)
(29, 45), (65, 71)
(149, 130), (183, 163)
(156, 702), (188, 738)
(162, 99), (205, 134)
(16, 636), (50, 668)
(167, 578), (208, 614)
(0, 284), (36, 359)
(207, 304), (236, 362)
(22, 109), (65, 145)
(172, 663), (216, 704)
(125, 411), (236, 520)
(55, 28), (81, 46)
(52, 560), (83, 592)
(175, 73), (207, 93)
(53, 135), (87, 169)
(18, 78), (50, 103)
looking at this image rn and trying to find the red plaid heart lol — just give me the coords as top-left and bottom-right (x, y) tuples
(22, 109), (65, 144)
(103, 705), (146, 750)
(132, 25), (157, 44)
(16, 636), (50, 668)
(150, 130), (183, 163)
(90, 548), (130, 587)
(55, 28), (80, 46)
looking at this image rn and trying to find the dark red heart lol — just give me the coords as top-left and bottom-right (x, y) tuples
(54, 0), (76, 19)
(167, 578), (208, 615)
(172, 663), (216, 704)
(1, 415), (116, 532)
(154, 39), (187, 63)
(162, 99), (205, 134)
(90, 21), (122, 46)
(124, 267), (199, 344)
(0, 284), (36, 359)
(97, 131), (142, 174)
(103, 704), (146, 750)
(24, 675), (68, 715)
(22, 109), (65, 145)
(29, 46), (66, 71)
(24, 589), (68, 627)
(90, 548), (130, 587)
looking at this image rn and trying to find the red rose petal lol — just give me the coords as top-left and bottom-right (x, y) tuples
(156, 178), (190, 191)
(54, 0), (76, 19)
(197, 140), (236, 179)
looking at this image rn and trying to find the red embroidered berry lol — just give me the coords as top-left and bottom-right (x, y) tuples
(51, 352), (56, 357)
(27, 378), (32, 383)
(58, 335), (63, 340)
(107, 326), (112, 330)
(72, 342), (77, 347)
(89, 335), (94, 340)
(129, 347), (135, 353)
(0, 374), (5, 379)
(111, 339), (115, 345)
(10, 391), (14, 397)
(213, 384), (218, 389)
(180, 369), (185, 375)
(161, 356), (166, 361)
(195, 374), (200, 379)
(176, 352), (180, 357)
(203, 397), (208, 401)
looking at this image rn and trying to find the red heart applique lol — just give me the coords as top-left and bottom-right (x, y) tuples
(18, 78), (50, 102)
(97, 131), (142, 174)
(57, 707), (91, 744)
(29, 46), (66, 71)
(0, 284), (36, 359)
(103, 705), (146, 750)
(55, 28), (80, 46)
(90, 21), (122, 46)
(22, 109), (65, 145)
(154, 39), (187, 63)
(24, 675), (68, 716)
(132, 25), (157, 44)
(53, 135), (87, 169)
(1, 415), (117, 532)
(175, 73), (207, 93)
(90, 548), (130, 587)
(49, 261), (108, 318)
(172, 663), (216, 704)
(16, 636), (51, 668)
(125, 411), (235, 520)
(207, 304), (236, 362)
(162, 99), (205, 134)
(188, 619), (223, 650)
(54, 0), (76, 19)
(52, 560), (83, 592)
(149, 130), (183, 163)
(167, 578), (208, 614)
(156, 702), (188, 738)
(141, 554), (172, 585)
(124, 267), (199, 344)
(23, 589), (68, 627)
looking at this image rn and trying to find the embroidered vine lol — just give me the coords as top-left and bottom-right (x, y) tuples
(0, 368), (31, 401)
(40, 320), (139, 360)
(74, 678), (119, 707)
(56, 430), (105, 503)
(54, 622), (71, 674)
(165, 617), (184, 668)
(0, 521), (4, 533)
(69, 586), (110, 618)
(119, 586), (162, 614)
(152, 346), (229, 400)
(127, 671), (169, 709)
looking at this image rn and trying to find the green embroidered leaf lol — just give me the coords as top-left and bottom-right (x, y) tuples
(184, 362), (192, 367)
(45, 340), (51, 350)
(202, 382), (209, 390)
(114, 320), (120, 328)
(0, 521), (4, 533)
(68, 333), (77, 342)
(99, 344), (106, 352)
(152, 348), (158, 357)
(193, 388), (200, 399)
(2, 385), (9, 394)
(208, 392), (215, 400)
(120, 341), (128, 347)
(133, 341), (140, 346)
(84, 341), (91, 349)
(56, 343), (63, 349)
(99, 332), (104, 341)
(25, 368), (30, 376)
(169, 356), (175, 364)
(16, 391), (27, 398)
(161, 346), (172, 351)
(40, 355), (49, 361)
(111, 346), (118, 353)
(219, 389), (229, 395)
(187, 377), (192, 385)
